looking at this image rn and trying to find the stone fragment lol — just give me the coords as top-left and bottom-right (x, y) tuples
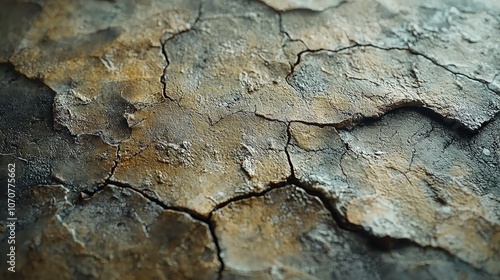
(0, 64), (115, 191)
(0, 185), (221, 280)
(53, 88), (134, 144)
(163, 0), (291, 122)
(287, 47), (499, 130)
(112, 102), (289, 216)
(213, 186), (343, 279)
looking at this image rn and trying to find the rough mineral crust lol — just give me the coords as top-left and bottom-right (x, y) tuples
(281, 0), (500, 85)
(0, 0), (499, 278)
(7, 0), (202, 143)
(212, 186), (493, 279)
(287, 47), (499, 130)
(163, 0), (499, 130)
(288, 109), (500, 274)
(0, 185), (221, 280)
(0, 64), (116, 191)
(111, 103), (289, 216)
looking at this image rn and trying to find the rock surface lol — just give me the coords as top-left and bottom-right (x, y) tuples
(0, 0), (499, 279)
(213, 186), (492, 279)
(281, 0), (500, 84)
(112, 105), (289, 216)
(0, 185), (221, 279)
(288, 109), (500, 275)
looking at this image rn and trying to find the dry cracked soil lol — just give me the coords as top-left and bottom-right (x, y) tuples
(0, 0), (499, 279)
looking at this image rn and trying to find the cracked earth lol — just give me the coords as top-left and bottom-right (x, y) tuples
(0, 0), (499, 279)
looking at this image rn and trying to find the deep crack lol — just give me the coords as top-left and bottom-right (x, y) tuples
(102, 178), (226, 280)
